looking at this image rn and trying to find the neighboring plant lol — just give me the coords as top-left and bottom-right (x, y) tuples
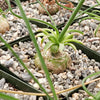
(38, 0), (74, 15)
(0, 0), (85, 99)
(0, 16), (10, 34)
(38, 0), (60, 15)
(0, 8), (9, 34)
(82, 71), (100, 100)
(35, 28), (83, 74)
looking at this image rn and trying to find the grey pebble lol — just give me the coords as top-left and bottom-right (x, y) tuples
(33, 72), (43, 78)
(21, 73), (32, 81)
(4, 59), (13, 67)
(0, 78), (5, 89)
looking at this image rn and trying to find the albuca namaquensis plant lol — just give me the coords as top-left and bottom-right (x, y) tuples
(34, 0), (84, 75)
(35, 28), (83, 74)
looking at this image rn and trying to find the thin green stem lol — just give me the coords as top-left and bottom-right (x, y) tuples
(15, 0), (58, 99)
(82, 71), (100, 99)
(58, 0), (85, 42)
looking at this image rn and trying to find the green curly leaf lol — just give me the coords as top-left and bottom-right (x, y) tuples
(63, 34), (73, 42)
(44, 41), (54, 53)
(66, 29), (84, 35)
(48, 35), (58, 44)
(35, 33), (46, 37)
(43, 28), (58, 38)
(79, 17), (100, 24)
(64, 39), (83, 44)
(64, 42), (77, 50)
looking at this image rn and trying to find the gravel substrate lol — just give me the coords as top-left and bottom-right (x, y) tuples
(0, 0), (100, 100)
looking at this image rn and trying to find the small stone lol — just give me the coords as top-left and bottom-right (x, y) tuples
(45, 88), (51, 93)
(9, 67), (14, 72)
(84, 26), (89, 32)
(54, 82), (59, 86)
(33, 72), (43, 78)
(89, 22), (97, 30)
(3, 83), (9, 89)
(96, 83), (100, 88)
(21, 73), (32, 81)
(4, 59), (13, 67)
(13, 61), (19, 70)
(58, 85), (64, 90)
(72, 93), (79, 100)
(53, 74), (58, 79)
(88, 66), (95, 73)
(58, 72), (67, 79)
(91, 45), (97, 51)
(14, 94), (21, 99)
(67, 71), (74, 79)
(33, 83), (39, 89)
(94, 66), (99, 72)
(38, 78), (47, 84)
(0, 78), (5, 89)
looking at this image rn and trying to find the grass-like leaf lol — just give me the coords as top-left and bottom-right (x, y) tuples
(66, 29), (84, 35)
(0, 93), (19, 100)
